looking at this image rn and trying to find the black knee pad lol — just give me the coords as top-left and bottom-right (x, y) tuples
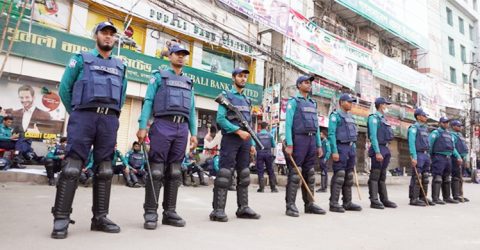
(452, 176), (461, 182)
(44, 159), (55, 168)
(289, 171), (301, 185)
(422, 174), (430, 185)
(306, 168), (315, 185)
(215, 168), (232, 188)
(150, 163), (165, 181)
(443, 175), (451, 183)
(344, 171), (354, 187)
(434, 175), (442, 184)
(379, 169), (387, 182)
(62, 165), (81, 180)
(169, 163), (182, 179)
(369, 169), (381, 181)
(238, 168), (250, 187)
(335, 170), (346, 185)
(96, 161), (113, 180)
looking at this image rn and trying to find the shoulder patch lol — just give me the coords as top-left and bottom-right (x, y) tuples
(410, 127), (417, 133)
(68, 58), (77, 68)
(331, 116), (337, 122)
(372, 118), (378, 124)
(431, 133), (437, 138)
(149, 76), (156, 84)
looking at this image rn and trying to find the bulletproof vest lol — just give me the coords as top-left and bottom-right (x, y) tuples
(335, 111), (358, 143)
(153, 70), (193, 119)
(368, 114), (393, 145)
(128, 151), (144, 169)
(432, 129), (454, 153)
(256, 132), (272, 151)
(71, 52), (124, 111)
(454, 133), (469, 154)
(55, 144), (66, 156)
(221, 91), (251, 134)
(292, 97), (318, 134)
(411, 125), (429, 151)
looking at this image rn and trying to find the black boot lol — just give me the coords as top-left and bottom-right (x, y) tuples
(122, 171), (134, 187)
(51, 157), (82, 239)
(285, 168), (300, 217)
(90, 161), (120, 233)
(342, 170), (362, 211)
(45, 159), (56, 186)
(420, 173), (435, 206)
(210, 168), (231, 222)
(432, 175), (445, 205)
(409, 176), (426, 206)
(379, 168), (397, 208)
(329, 170), (346, 213)
(303, 168), (326, 215)
(458, 177), (470, 202)
(442, 176), (459, 204)
(257, 176), (265, 193)
(236, 168), (260, 219)
(162, 163), (186, 227)
(316, 174), (328, 193)
(143, 162), (164, 230)
(198, 170), (208, 186)
(269, 176), (278, 193)
(182, 170), (189, 186)
(452, 176), (461, 201)
(368, 169), (384, 209)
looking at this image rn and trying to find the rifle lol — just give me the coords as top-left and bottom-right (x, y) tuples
(215, 94), (264, 150)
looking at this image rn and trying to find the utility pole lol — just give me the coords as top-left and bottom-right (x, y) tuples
(466, 62), (480, 170)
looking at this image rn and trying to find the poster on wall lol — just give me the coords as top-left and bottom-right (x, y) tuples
(153, 32), (192, 61)
(262, 83), (280, 124)
(0, 78), (66, 139)
(200, 49), (235, 77)
(32, 0), (72, 30)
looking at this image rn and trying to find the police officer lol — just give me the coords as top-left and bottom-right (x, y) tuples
(283, 75), (325, 217)
(328, 93), (362, 213)
(209, 68), (260, 222)
(429, 117), (462, 205)
(367, 97), (397, 209)
(137, 44), (197, 229)
(450, 119), (470, 202)
(51, 22), (127, 239)
(316, 130), (331, 193)
(407, 109), (431, 206)
(255, 121), (278, 193)
(44, 137), (68, 186)
(125, 142), (145, 188)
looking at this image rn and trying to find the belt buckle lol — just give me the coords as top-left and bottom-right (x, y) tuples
(307, 132), (314, 136)
(96, 107), (109, 115)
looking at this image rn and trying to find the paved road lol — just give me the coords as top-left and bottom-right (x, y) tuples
(1, 181), (479, 250)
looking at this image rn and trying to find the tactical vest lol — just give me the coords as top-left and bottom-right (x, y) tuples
(256, 132), (272, 152)
(153, 70), (193, 119)
(368, 114), (393, 145)
(410, 125), (429, 151)
(454, 133), (469, 154)
(128, 151), (144, 169)
(335, 111), (358, 143)
(221, 91), (251, 134)
(71, 52), (124, 111)
(292, 97), (318, 134)
(432, 129), (454, 153)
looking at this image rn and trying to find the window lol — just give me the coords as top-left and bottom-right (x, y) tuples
(448, 37), (455, 56)
(463, 73), (468, 84)
(450, 67), (457, 83)
(446, 7), (453, 25)
(474, 0), (478, 11)
(461, 45), (466, 63)
(473, 52), (477, 61)
(474, 79), (478, 88)
(470, 25), (475, 41)
(459, 17), (464, 34)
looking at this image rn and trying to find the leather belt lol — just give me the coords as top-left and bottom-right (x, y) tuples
(159, 115), (187, 123)
(82, 107), (119, 116)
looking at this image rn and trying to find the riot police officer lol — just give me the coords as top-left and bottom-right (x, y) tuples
(283, 75), (325, 217)
(44, 137), (67, 186)
(408, 108), (431, 206)
(316, 130), (331, 193)
(125, 142), (145, 188)
(450, 119), (470, 202)
(328, 93), (362, 213)
(137, 44), (197, 229)
(429, 117), (462, 205)
(51, 22), (127, 239)
(255, 121), (278, 193)
(209, 68), (260, 222)
(367, 97), (397, 209)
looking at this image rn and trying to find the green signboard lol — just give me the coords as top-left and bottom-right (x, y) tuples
(0, 0), (32, 17)
(1, 19), (263, 104)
